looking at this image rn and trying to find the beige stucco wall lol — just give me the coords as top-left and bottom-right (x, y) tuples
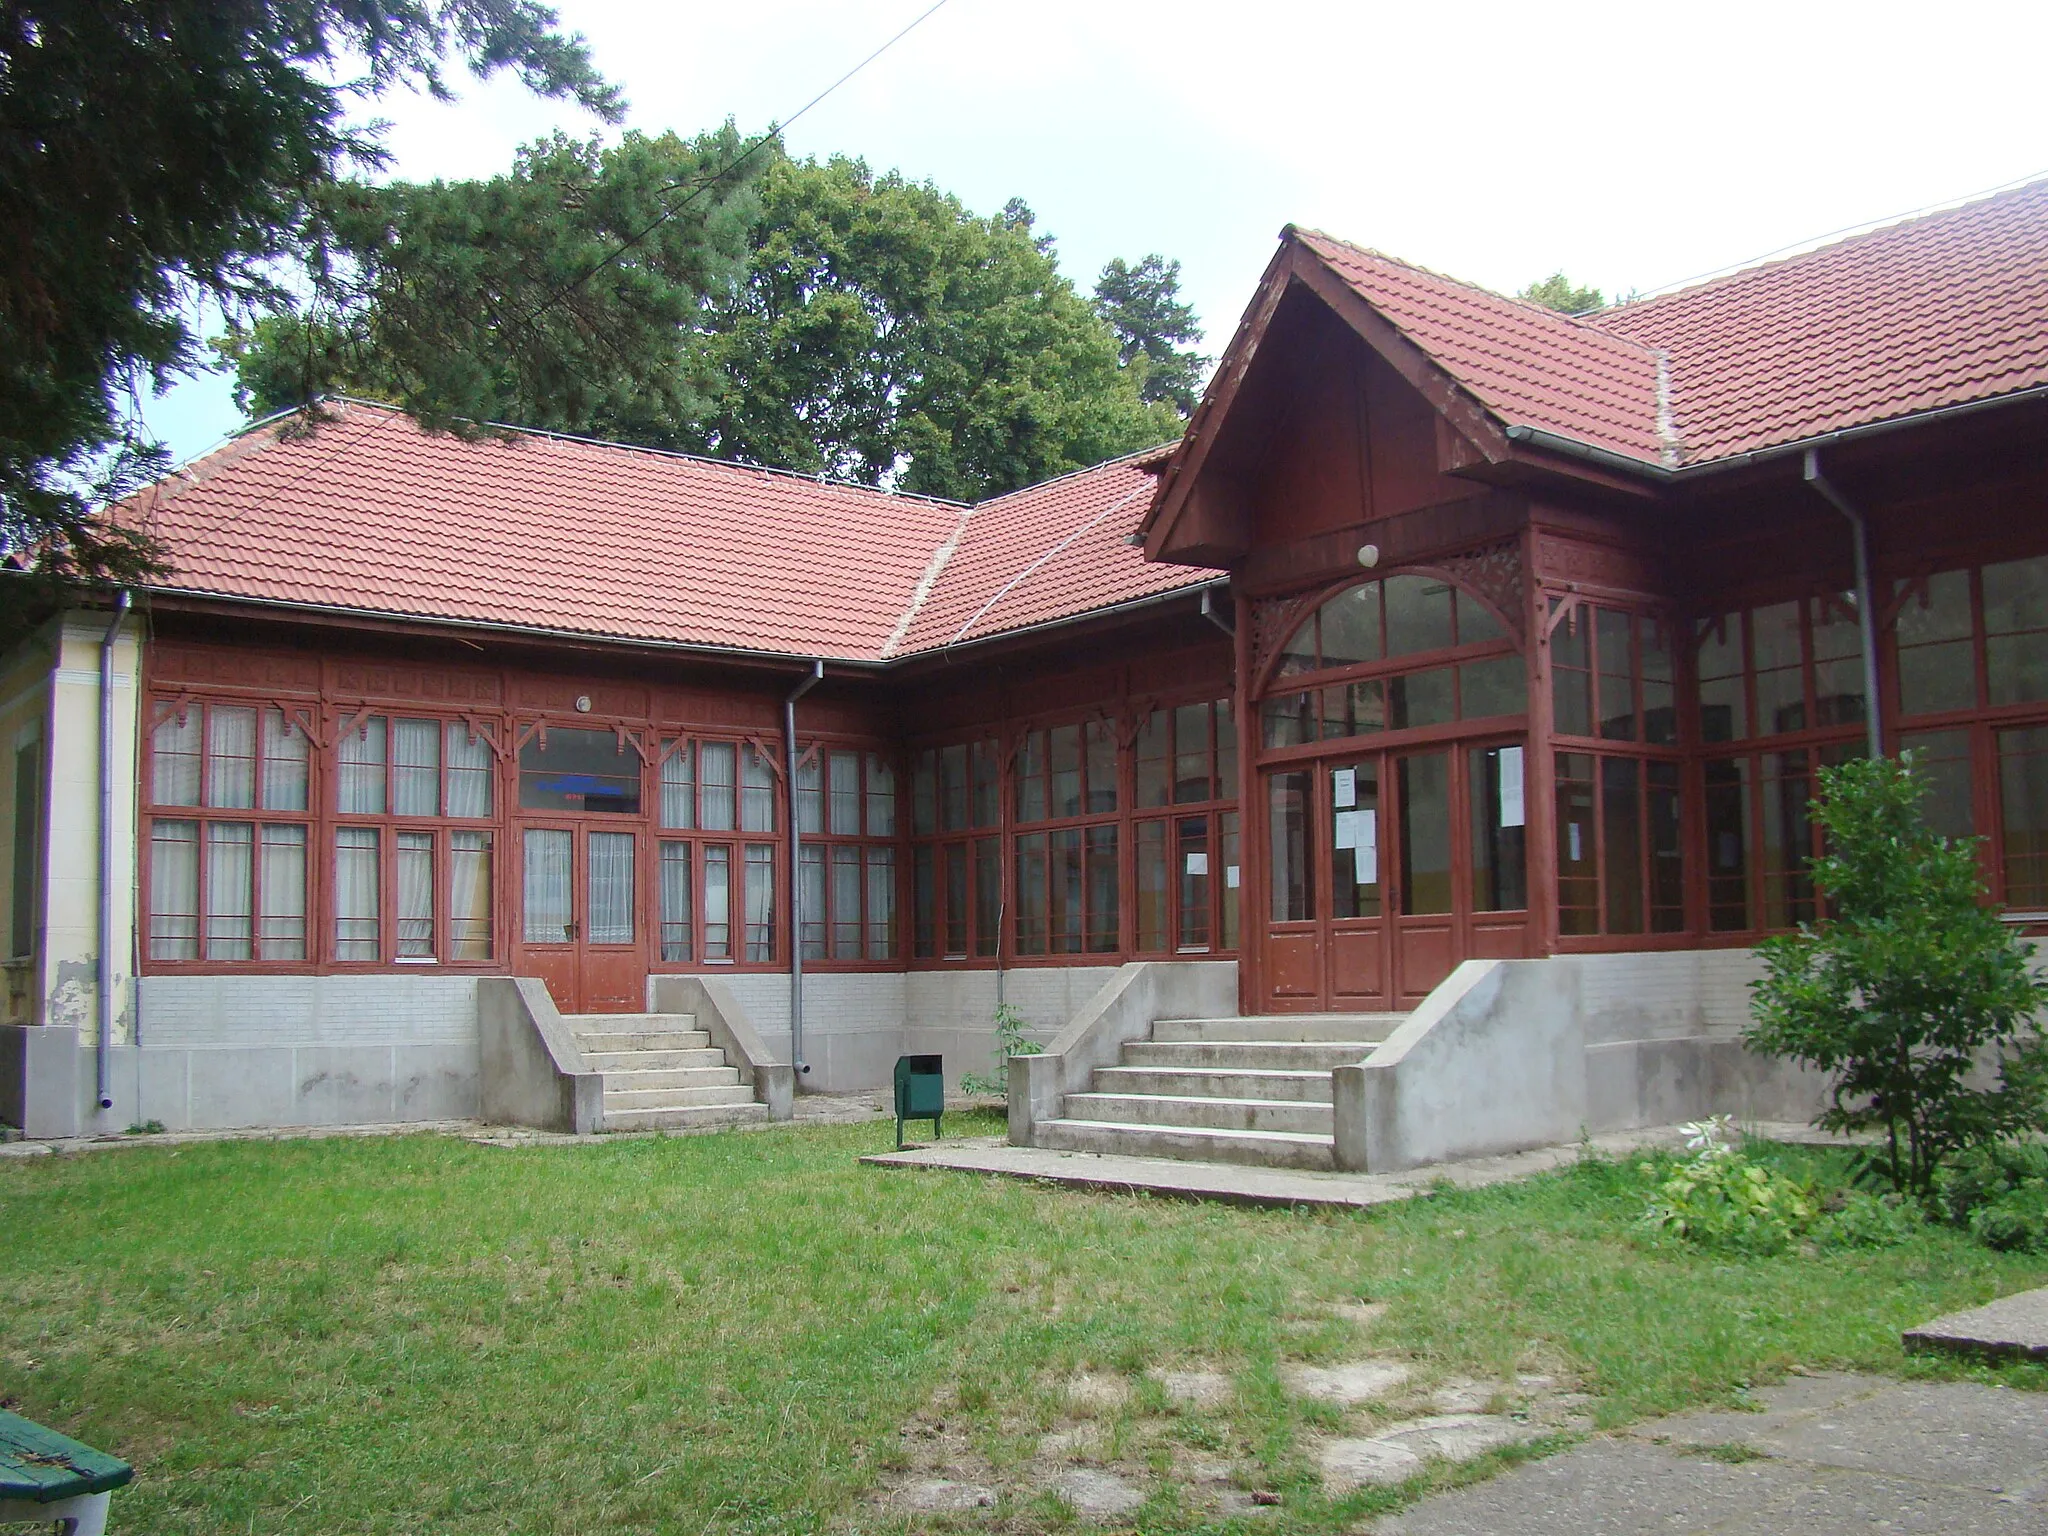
(1, 624), (55, 1024)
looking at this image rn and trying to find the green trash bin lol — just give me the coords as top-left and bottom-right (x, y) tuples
(894, 1054), (944, 1149)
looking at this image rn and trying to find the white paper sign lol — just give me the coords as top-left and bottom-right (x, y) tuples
(1568, 821), (1583, 863)
(1333, 809), (1360, 850)
(1225, 864), (1241, 889)
(1499, 745), (1526, 829)
(1185, 851), (1208, 876)
(1358, 809), (1378, 884)
(1332, 767), (1356, 808)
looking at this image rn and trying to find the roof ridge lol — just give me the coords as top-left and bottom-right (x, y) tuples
(879, 507), (972, 659)
(970, 440), (1182, 507)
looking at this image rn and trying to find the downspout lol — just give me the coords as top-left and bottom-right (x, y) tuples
(1802, 450), (1885, 760)
(97, 591), (132, 1112)
(784, 659), (823, 1078)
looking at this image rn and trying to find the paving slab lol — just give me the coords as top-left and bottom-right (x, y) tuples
(1904, 1284), (2048, 1361)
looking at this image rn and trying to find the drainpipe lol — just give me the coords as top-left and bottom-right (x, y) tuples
(784, 659), (824, 1078)
(97, 591), (132, 1113)
(1802, 450), (1885, 760)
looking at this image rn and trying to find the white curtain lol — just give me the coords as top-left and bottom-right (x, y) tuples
(338, 716), (388, 815)
(151, 707), (201, 806)
(206, 706), (257, 810)
(831, 844), (861, 958)
(658, 840), (692, 961)
(799, 843), (826, 959)
(865, 846), (896, 960)
(829, 751), (860, 835)
(741, 746), (775, 832)
(702, 844), (730, 959)
(148, 820), (200, 958)
(743, 843), (775, 961)
(396, 830), (435, 957)
(522, 828), (572, 944)
(865, 753), (895, 836)
(698, 742), (735, 831)
(587, 832), (634, 944)
(445, 723), (493, 819)
(660, 742), (694, 829)
(334, 826), (380, 959)
(258, 825), (306, 959)
(796, 753), (822, 834)
(449, 831), (493, 959)
(394, 718), (441, 817)
(204, 822), (253, 958)
(260, 709), (309, 811)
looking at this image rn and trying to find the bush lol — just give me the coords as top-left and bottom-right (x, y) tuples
(1935, 1141), (2048, 1252)
(1812, 1189), (1921, 1250)
(1746, 755), (2048, 1198)
(1643, 1118), (1819, 1254)
(959, 1003), (1042, 1099)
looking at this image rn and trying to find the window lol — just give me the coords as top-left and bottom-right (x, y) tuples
(796, 747), (898, 961)
(912, 738), (1000, 959)
(1693, 597), (1866, 742)
(517, 724), (640, 814)
(1011, 718), (1122, 956)
(1554, 752), (1682, 937)
(656, 736), (784, 966)
(1552, 605), (1676, 745)
(1699, 742), (1863, 932)
(1132, 700), (1240, 953)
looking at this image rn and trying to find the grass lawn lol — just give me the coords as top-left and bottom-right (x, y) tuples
(3, 1115), (2046, 1534)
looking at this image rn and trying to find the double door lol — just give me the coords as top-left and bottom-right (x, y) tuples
(516, 823), (643, 1012)
(1261, 740), (1529, 1012)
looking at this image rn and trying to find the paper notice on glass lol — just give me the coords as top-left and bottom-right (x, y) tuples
(1568, 821), (1583, 863)
(1358, 809), (1378, 883)
(1499, 745), (1526, 828)
(1225, 864), (1241, 889)
(1185, 851), (1208, 876)
(1332, 767), (1356, 808)
(1333, 809), (1360, 849)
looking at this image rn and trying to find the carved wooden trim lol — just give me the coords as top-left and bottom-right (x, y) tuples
(1434, 539), (1526, 644)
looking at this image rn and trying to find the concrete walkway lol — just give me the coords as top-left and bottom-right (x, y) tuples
(1376, 1372), (2048, 1534)
(861, 1123), (1839, 1210)
(1906, 1285), (2048, 1362)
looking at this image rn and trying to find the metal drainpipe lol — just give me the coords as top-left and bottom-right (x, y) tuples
(97, 591), (132, 1113)
(1802, 450), (1885, 760)
(783, 659), (824, 1078)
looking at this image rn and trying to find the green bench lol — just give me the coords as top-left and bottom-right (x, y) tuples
(0, 1411), (131, 1535)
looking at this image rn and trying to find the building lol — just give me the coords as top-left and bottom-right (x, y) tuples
(4, 180), (2046, 1159)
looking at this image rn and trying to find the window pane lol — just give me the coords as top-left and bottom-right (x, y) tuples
(942, 843), (968, 958)
(1219, 811), (1241, 950)
(1261, 691), (1316, 749)
(1601, 757), (1644, 934)
(1984, 555), (2048, 634)
(1268, 771), (1314, 923)
(1085, 825), (1119, 953)
(1697, 615), (1748, 743)
(257, 825), (306, 960)
(795, 754), (823, 835)
(1900, 729), (1975, 841)
(799, 843), (827, 960)
(831, 844), (862, 958)
(1642, 619), (1677, 745)
(1013, 832), (1048, 955)
(912, 749), (937, 837)
(1551, 606), (1592, 737)
(703, 844), (732, 960)
(338, 715), (388, 815)
(1136, 820), (1168, 951)
(261, 709), (309, 811)
(1704, 758), (1751, 932)
(828, 751), (861, 835)
(1177, 816), (1211, 950)
(518, 726), (641, 815)
(151, 704), (201, 806)
(445, 722), (493, 818)
(1595, 608), (1636, 741)
(1049, 725), (1082, 818)
(1388, 667), (1454, 730)
(1216, 699), (1238, 800)
(660, 742), (695, 829)
(1895, 571), (1976, 717)
(869, 846), (899, 960)
(397, 830), (435, 957)
(969, 740), (1000, 828)
(1086, 719), (1118, 813)
(1810, 596), (1867, 729)
(1384, 575), (1455, 656)
(1331, 759), (1381, 920)
(1459, 654), (1527, 719)
(394, 718), (441, 817)
(867, 753), (897, 836)
(940, 742), (969, 831)
(588, 832), (635, 945)
(1999, 727), (2048, 907)
(1988, 631), (2048, 709)
(1276, 612), (1319, 677)
(449, 831), (493, 960)
(699, 742), (736, 830)
(207, 706), (257, 809)
(1752, 603), (1805, 736)
(658, 840), (692, 962)
(1467, 745), (1527, 913)
(1052, 827), (1090, 951)
(1555, 752), (1598, 936)
(1760, 751), (1815, 928)
(743, 843), (774, 961)
(336, 825), (381, 959)
(1135, 710), (1170, 809)
(203, 822), (253, 958)
(1173, 702), (1212, 803)
(1398, 752), (1453, 916)
(150, 819), (200, 960)
(1319, 582), (1383, 667)
(521, 828), (570, 946)
(1648, 761), (1683, 933)
(912, 845), (936, 959)
(1456, 591), (1506, 646)
(971, 838), (998, 958)
(740, 746), (775, 832)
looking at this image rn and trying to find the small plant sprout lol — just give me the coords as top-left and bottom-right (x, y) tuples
(959, 1002), (1043, 1099)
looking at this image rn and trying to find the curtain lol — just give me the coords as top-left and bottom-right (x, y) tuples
(204, 821), (253, 958)
(207, 706), (257, 810)
(865, 753), (895, 836)
(829, 751), (860, 835)
(866, 846), (896, 959)
(260, 709), (308, 811)
(698, 742), (735, 831)
(702, 844), (731, 959)
(151, 706), (201, 806)
(258, 825), (307, 959)
(334, 826), (380, 959)
(658, 840), (692, 961)
(522, 829), (572, 944)
(660, 741), (694, 829)
(148, 819), (200, 959)
(588, 832), (634, 944)
(394, 718), (441, 817)
(795, 753), (822, 834)
(445, 723), (493, 819)
(799, 843), (826, 959)
(338, 716), (388, 814)
(397, 830), (435, 956)
(741, 746), (775, 832)
(743, 843), (775, 961)
(831, 844), (861, 958)
(449, 831), (493, 959)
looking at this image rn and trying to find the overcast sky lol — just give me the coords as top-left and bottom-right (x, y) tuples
(142, 0), (2048, 464)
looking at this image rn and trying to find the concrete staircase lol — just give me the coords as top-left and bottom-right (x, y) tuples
(1033, 1013), (1406, 1170)
(561, 1011), (771, 1132)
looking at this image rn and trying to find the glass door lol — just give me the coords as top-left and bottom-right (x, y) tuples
(1391, 749), (1456, 1004)
(1326, 758), (1388, 1006)
(517, 824), (643, 1012)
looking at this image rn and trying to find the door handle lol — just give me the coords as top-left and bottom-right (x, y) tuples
(565, 919), (580, 942)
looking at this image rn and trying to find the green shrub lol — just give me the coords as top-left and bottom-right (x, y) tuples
(1935, 1141), (2048, 1252)
(1812, 1189), (1921, 1249)
(1643, 1118), (1818, 1254)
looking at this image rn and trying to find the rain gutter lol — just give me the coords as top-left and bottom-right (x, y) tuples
(783, 659), (824, 1079)
(1802, 451), (1886, 760)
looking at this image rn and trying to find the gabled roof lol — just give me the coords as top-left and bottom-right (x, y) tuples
(129, 402), (1215, 664)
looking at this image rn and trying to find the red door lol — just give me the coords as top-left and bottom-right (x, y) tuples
(516, 823), (644, 1012)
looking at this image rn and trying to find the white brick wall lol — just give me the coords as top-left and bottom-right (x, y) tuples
(139, 974), (480, 1048)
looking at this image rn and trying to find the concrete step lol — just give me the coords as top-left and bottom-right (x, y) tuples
(601, 1083), (760, 1111)
(1062, 1091), (1333, 1135)
(595, 1065), (741, 1092)
(572, 1029), (712, 1053)
(561, 1012), (697, 1032)
(1034, 1117), (1336, 1171)
(1153, 1013), (1406, 1044)
(1092, 1064), (1336, 1102)
(580, 1047), (726, 1072)
(601, 1101), (773, 1133)
(1121, 1039), (1378, 1072)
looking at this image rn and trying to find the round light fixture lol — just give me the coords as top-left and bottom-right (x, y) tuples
(1356, 543), (1381, 568)
(574, 695), (592, 713)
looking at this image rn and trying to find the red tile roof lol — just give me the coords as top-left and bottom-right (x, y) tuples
(132, 403), (1216, 662)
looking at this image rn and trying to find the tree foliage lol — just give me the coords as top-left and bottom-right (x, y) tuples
(1518, 271), (1605, 314)
(1092, 254), (1210, 416)
(1746, 755), (2048, 1197)
(0, 0), (618, 583)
